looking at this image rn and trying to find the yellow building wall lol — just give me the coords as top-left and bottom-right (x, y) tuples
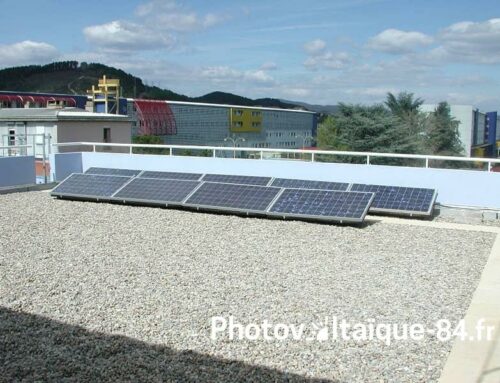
(472, 147), (486, 157)
(229, 108), (262, 133)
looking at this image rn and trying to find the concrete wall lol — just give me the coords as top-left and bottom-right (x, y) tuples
(57, 121), (131, 153)
(50, 152), (82, 181)
(45, 152), (500, 210)
(0, 156), (36, 187)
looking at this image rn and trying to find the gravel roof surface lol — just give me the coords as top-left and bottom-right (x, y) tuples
(0, 192), (495, 382)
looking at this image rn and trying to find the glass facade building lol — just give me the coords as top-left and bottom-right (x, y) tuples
(128, 100), (317, 149)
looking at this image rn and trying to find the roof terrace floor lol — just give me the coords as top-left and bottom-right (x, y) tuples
(0, 192), (496, 382)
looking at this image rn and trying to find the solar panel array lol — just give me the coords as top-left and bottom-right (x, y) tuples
(114, 178), (200, 204)
(350, 183), (437, 216)
(269, 189), (374, 221)
(84, 167), (142, 177)
(185, 182), (280, 212)
(139, 170), (202, 181)
(51, 173), (131, 198)
(52, 168), (438, 222)
(201, 173), (271, 186)
(271, 178), (349, 191)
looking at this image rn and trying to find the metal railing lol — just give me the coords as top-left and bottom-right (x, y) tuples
(0, 145), (32, 157)
(2, 134), (52, 160)
(52, 141), (500, 172)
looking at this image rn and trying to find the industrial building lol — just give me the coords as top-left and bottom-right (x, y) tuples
(128, 99), (316, 149)
(0, 107), (131, 180)
(421, 104), (500, 157)
(0, 77), (317, 151)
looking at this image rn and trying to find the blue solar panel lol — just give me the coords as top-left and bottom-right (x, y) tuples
(139, 171), (202, 181)
(113, 178), (199, 204)
(84, 167), (142, 177)
(350, 184), (437, 216)
(268, 189), (374, 222)
(271, 178), (349, 191)
(185, 182), (280, 212)
(51, 173), (131, 198)
(201, 174), (271, 186)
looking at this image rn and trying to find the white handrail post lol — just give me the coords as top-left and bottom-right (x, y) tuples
(260, 150), (263, 160)
(170, 147), (173, 156)
(93, 145), (96, 152)
(488, 161), (492, 172)
(129, 146), (133, 154)
(366, 155), (370, 165)
(311, 152), (315, 162)
(213, 149), (216, 158)
(425, 158), (429, 168)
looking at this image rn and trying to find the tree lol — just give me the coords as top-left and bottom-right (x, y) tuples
(385, 92), (424, 118)
(385, 92), (425, 139)
(132, 135), (169, 155)
(331, 103), (398, 153)
(317, 115), (346, 150)
(424, 102), (464, 156)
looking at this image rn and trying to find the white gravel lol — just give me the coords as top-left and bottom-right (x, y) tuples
(0, 191), (495, 382)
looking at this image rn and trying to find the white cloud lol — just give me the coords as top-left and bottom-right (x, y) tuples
(200, 66), (275, 85)
(304, 39), (326, 54)
(0, 40), (59, 68)
(83, 21), (174, 51)
(200, 66), (241, 81)
(345, 87), (398, 97)
(260, 62), (278, 70)
(367, 29), (434, 54)
(303, 39), (349, 70)
(245, 70), (274, 84)
(282, 87), (311, 98)
(304, 51), (350, 70)
(134, 0), (228, 32)
(437, 18), (500, 63)
(83, 1), (228, 51)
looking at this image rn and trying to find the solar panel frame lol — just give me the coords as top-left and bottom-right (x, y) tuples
(184, 181), (281, 215)
(349, 183), (437, 217)
(200, 173), (272, 186)
(271, 177), (350, 191)
(110, 177), (201, 206)
(267, 188), (375, 223)
(84, 167), (142, 177)
(139, 170), (203, 181)
(51, 173), (133, 200)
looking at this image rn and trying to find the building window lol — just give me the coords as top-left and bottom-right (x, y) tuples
(8, 129), (16, 146)
(103, 128), (111, 143)
(233, 109), (243, 116)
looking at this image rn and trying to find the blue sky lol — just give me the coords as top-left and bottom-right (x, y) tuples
(1, 0), (500, 109)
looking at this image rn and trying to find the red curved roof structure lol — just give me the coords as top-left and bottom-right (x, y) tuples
(0, 94), (77, 106)
(134, 100), (177, 136)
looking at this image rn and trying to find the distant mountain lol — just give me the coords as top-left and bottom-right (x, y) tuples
(281, 99), (339, 114)
(193, 91), (301, 109)
(0, 61), (307, 110)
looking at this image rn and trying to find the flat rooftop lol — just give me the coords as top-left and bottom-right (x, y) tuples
(0, 192), (496, 382)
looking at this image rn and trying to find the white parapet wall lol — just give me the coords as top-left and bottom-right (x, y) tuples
(0, 156), (36, 188)
(50, 151), (500, 210)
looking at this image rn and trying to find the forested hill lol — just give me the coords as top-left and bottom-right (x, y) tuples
(0, 61), (302, 110)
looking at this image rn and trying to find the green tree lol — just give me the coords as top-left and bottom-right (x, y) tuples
(317, 115), (346, 150)
(317, 103), (426, 165)
(385, 92), (424, 119)
(132, 135), (169, 155)
(385, 92), (425, 140)
(333, 103), (398, 152)
(424, 102), (464, 156)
